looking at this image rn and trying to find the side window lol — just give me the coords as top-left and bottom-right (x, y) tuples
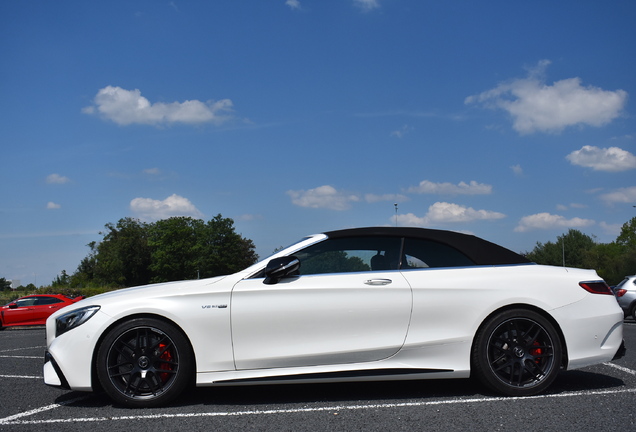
(402, 238), (475, 269)
(35, 297), (64, 306)
(295, 236), (403, 276)
(16, 298), (37, 307)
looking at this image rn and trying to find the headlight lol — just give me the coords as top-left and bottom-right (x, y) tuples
(55, 306), (100, 337)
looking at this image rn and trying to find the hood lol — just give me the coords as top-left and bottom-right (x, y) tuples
(69, 275), (229, 309)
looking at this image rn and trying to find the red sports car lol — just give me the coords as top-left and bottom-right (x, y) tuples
(1, 294), (85, 329)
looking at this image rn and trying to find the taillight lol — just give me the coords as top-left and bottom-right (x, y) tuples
(615, 289), (627, 297)
(579, 281), (613, 295)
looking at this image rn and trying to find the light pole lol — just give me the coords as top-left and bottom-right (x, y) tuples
(394, 203), (398, 227)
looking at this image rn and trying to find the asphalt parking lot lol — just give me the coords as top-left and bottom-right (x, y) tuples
(1, 321), (635, 431)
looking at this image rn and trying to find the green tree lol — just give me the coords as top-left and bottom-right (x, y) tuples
(300, 251), (370, 275)
(70, 215), (258, 286)
(93, 217), (152, 287)
(148, 215), (258, 282)
(70, 241), (99, 288)
(616, 217), (636, 248)
(526, 229), (596, 268)
(613, 216), (636, 281)
(583, 242), (628, 286)
(197, 214), (258, 278)
(52, 270), (71, 287)
(523, 221), (636, 286)
(148, 217), (205, 282)
(0, 278), (11, 291)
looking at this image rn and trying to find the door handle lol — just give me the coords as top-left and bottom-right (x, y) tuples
(364, 279), (392, 286)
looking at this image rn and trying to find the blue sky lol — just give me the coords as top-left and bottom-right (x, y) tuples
(1, 0), (635, 287)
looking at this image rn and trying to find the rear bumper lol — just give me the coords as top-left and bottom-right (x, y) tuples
(612, 340), (627, 361)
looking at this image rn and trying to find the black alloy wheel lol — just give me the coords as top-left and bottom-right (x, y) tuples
(96, 318), (193, 407)
(472, 309), (562, 396)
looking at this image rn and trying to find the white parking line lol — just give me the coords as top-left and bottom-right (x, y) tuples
(0, 355), (41, 359)
(0, 395), (91, 425)
(1, 387), (635, 426)
(603, 362), (636, 376)
(0, 346), (44, 353)
(0, 374), (41, 379)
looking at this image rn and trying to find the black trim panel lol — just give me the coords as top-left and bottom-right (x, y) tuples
(44, 351), (71, 390)
(215, 368), (454, 384)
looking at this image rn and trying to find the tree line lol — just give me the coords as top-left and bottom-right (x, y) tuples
(524, 217), (636, 286)
(11, 215), (636, 292)
(53, 215), (258, 289)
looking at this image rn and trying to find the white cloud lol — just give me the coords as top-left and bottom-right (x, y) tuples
(46, 202), (61, 209)
(287, 185), (360, 210)
(391, 124), (413, 138)
(407, 180), (493, 195)
(510, 164), (523, 176)
(364, 193), (409, 203)
(465, 60), (628, 134)
(557, 203), (588, 211)
(46, 173), (70, 184)
(83, 86), (233, 126)
(130, 194), (203, 220)
(143, 168), (161, 175)
(566, 145), (636, 172)
(354, 0), (380, 11)
(599, 221), (621, 236)
(395, 213), (429, 226)
(569, 203), (588, 209)
(396, 202), (505, 226)
(238, 213), (263, 221)
(425, 202), (505, 223)
(514, 212), (595, 232)
(599, 186), (636, 205)
(285, 0), (301, 9)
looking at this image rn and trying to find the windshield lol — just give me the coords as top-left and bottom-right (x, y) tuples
(615, 277), (634, 290)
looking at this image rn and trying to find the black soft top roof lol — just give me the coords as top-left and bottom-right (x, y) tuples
(324, 227), (530, 266)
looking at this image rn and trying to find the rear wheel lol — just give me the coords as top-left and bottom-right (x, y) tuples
(472, 309), (562, 396)
(96, 318), (193, 407)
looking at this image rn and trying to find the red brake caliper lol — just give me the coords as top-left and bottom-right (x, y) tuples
(530, 341), (542, 364)
(158, 343), (173, 382)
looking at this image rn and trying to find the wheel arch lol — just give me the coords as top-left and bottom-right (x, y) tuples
(90, 313), (197, 391)
(470, 303), (569, 371)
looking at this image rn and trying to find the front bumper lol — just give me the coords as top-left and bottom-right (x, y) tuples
(44, 351), (71, 390)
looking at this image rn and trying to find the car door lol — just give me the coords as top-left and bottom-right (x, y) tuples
(31, 297), (66, 324)
(3, 298), (37, 325)
(231, 236), (413, 370)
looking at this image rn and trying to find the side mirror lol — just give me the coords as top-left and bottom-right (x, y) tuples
(264, 256), (300, 285)
(8, 303), (18, 309)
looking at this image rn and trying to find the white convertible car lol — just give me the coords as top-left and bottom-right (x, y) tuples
(44, 227), (625, 407)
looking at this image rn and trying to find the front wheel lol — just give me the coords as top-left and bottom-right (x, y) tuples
(96, 318), (193, 407)
(471, 309), (562, 396)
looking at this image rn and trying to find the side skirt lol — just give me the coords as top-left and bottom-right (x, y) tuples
(213, 368), (454, 385)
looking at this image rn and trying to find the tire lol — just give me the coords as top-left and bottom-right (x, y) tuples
(630, 304), (636, 322)
(471, 309), (562, 396)
(96, 317), (193, 407)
